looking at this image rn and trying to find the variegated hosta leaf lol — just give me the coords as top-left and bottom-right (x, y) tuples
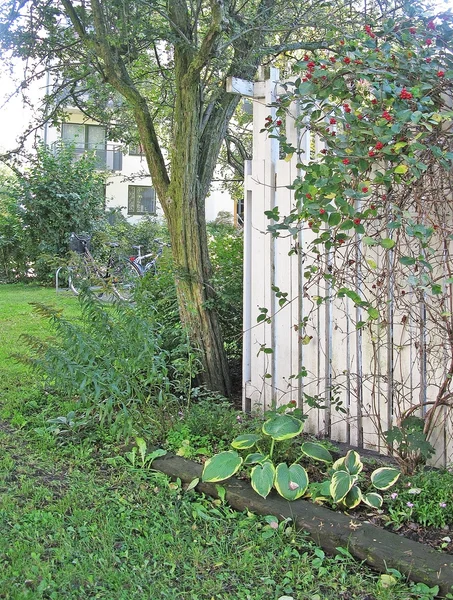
(371, 467), (401, 490)
(274, 463), (308, 501)
(251, 461), (275, 498)
(202, 451), (243, 483)
(243, 452), (267, 465)
(343, 450), (363, 476)
(330, 470), (355, 503)
(343, 485), (362, 509)
(331, 456), (346, 472)
(231, 434), (262, 450)
(362, 492), (383, 509)
(300, 442), (333, 464)
(262, 414), (304, 441)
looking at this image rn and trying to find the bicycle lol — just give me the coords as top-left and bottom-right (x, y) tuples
(68, 233), (141, 301)
(128, 238), (170, 275)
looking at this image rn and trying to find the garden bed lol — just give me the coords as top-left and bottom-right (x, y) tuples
(152, 453), (453, 597)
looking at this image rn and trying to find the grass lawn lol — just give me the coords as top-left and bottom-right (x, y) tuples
(0, 284), (440, 599)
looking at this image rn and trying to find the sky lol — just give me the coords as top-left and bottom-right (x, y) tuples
(0, 0), (452, 154)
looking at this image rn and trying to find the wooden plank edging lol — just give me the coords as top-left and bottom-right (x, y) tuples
(152, 454), (453, 597)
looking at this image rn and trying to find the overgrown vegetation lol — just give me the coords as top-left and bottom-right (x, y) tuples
(1, 284), (443, 600)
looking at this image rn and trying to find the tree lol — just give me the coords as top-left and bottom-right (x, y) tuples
(0, 0), (396, 395)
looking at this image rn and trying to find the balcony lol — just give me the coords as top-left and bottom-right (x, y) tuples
(51, 140), (123, 171)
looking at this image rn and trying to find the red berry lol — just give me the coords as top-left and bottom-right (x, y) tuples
(307, 61), (316, 70)
(342, 158), (350, 164)
(308, 221), (313, 228)
(427, 20), (436, 30)
(399, 88), (413, 100)
(306, 193), (312, 199)
(305, 73), (312, 79)
(343, 57), (351, 64)
(426, 57), (432, 63)
(320, 148), (327, 154)
(303, 54), (310, 61)
(370, 204), (376, 210)
(369, 150), (376, 157)
(329, 56), (336, 63)
(437, 70), (445, 77)
(339, 40), (345, 45)
(357, 114), (364, 120)
(371, 99), (378, 105)
(321, 64), (327, 70)
(425, 38), (432, 45)
(409, 26), (416, 34)
(381, 194), (387, 200)
(353, 218), (361, 225)
(362, 187), (369, 193)
(330, 117), (337, 124)
(338, 239), (345, 245)
(276, 119), (282, 126)
(319, 208), (326, 214)
(375, 141), (384, 150)
(343, 104), (351, 113)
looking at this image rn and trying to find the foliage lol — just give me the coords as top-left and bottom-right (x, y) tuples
(0, 168), (28, 282)
(260, 7), (453, 471)
(384, 416), (435, 474)
(386, 468), (453, 529)
(309, 450), (400, 510)
(206, 222), (243, 360)
(20, 293), (194, 439)
(0, 143), (105, 283)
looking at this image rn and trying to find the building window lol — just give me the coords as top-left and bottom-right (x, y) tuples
(61, 123), (107, 168)
(128, 185), (156, 215)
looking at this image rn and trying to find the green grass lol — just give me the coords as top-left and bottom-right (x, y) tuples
(0, 284), (442, 600)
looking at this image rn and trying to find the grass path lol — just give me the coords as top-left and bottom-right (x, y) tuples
(0, 285), (438, 599)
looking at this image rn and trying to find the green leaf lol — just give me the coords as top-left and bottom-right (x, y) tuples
(243, 452), (267, 465)
(185, 478), (199, 492)
(371, 467), (400, 490)
(380, 238), (395, 249)
(231, 434), (262, 450)
(394, 164), (408, 174)
(300, 442), (333, 463)
(251, 461), (275, 498)
(330, 470), (354, 503)
(343, 450), (363, 475)
(399, 256), (416, 266)
(367, 307), (379, 320)
(328, 212), (341, 227)
(274, 463), (308, 500)
(202, 451), (243, 482)
(362, 492), (383, 508)
(363, 236), (379, 246)
(262, 414), (304, 441)
(343, 485), (362, 509)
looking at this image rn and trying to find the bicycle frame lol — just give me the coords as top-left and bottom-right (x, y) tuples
(129, 239), (170, 275)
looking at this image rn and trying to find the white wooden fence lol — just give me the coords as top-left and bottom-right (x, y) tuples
(239, 68), (453, 467)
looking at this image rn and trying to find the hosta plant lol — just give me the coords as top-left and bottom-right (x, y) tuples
(202, 406), (334, 501)
(310, 450), (401, 509)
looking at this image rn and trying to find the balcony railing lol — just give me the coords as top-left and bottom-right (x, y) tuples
(51, 140), (123, 171)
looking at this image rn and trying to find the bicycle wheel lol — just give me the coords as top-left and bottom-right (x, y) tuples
(111, 260), (141, 301)
(68, 258), (92, 295)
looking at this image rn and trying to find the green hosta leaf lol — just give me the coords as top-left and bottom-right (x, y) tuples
(371, 467), (400, 490)
(331, 456), (346, 472)
(343, 485), (362, 509)
(330, 470), (354, 502)
(262, 414), (304, 441)
(300, 442), (333, 463)
(343, 450), (363, 476)
(363, 492), (383, 508)
(243, 452), (266, 465)
(251, 461), (275, 498)
(202, 451), (243, 483)
(274, 463), (308, 501)
(231, 434), (262, 450)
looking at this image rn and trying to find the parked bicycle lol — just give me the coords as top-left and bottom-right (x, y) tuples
(68, 233), (141, 301)
(128, 238), (171, 275)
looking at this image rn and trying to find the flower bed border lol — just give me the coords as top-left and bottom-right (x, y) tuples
(153, 453), (453, 597)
